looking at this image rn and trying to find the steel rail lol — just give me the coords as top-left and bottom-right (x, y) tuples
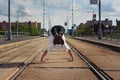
(0, 38), (48, 80)
(8, 44), (48, 80)
(0, 41), (40, 65)
(68, 42), (113, 80)
(0, 38), (45, 65)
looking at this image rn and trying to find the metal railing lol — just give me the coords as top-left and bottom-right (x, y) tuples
(103, 30), (120, 41)
(76, 30), (120, 41)
(0, 31), (30, 39)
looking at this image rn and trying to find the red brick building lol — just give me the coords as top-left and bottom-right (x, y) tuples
(0, 21), (9, 31)
(0, 21), (41, 31)
(85, 18), (112, 28)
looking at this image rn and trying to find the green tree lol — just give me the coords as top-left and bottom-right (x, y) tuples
(76, 26), (85, 36)
(84, 26), (92, 35)
(116, 25), (120, 30)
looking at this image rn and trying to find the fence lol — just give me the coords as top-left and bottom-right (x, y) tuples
(103, 30), (120, 41)
(0, 31), (30, 39)
(76, 30), (120, 41)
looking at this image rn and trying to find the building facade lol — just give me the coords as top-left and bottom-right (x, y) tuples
(0, 21), (41, 31)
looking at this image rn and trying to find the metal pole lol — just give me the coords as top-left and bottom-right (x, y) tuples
(72, 0), (74, 37)
(8, 0), (12, 40)
(48, 12), (51, 35)
(16, 10), (19, 37)
(67, 12), (69, 35)
(43, 0), (45, 34)
(98, 0), (102, 39)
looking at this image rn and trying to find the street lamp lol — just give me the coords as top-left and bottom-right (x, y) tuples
(64, 10), (69, 35)
(90, 0), (102, 39)
(8, 0), (12, 40)
(72, 0), (75, 37)
(16, 10), (19, 37)
(47, 12), (51, 35)
(43, 0), (45, 34)
(98, 0), (102, 39)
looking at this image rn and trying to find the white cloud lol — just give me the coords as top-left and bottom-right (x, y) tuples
(1, 0), (120, 29)
(112, 0), (120, 12)
(0, 0), (8, 16)
(51, 9), (67, 25)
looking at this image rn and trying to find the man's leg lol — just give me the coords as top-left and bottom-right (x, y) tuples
(68, 49), (74, 61)
(41, 49), (48, 62)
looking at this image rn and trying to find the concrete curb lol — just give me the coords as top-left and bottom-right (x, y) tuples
(73, 37), (120, 53)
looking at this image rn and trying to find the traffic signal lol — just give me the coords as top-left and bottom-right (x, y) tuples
(93, 14), (96, 21)
(64, 22), (67, 26)
(90, 0), (98, 4)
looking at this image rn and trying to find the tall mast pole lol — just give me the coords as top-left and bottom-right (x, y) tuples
(98, 0), (102, 39)
(8, 0), (12, 40)
(16, 10), (19, 37)
(72, 0), (74, 37)
(72, 0), (74, 27)
(43, 0), (45, 33)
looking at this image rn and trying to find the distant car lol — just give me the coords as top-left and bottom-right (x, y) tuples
(41, 33), (44, 37)
(41, 32), (48, 37)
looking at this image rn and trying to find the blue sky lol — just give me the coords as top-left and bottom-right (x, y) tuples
(0, 0), (120, 30)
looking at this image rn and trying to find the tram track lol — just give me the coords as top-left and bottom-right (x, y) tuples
(1, 37), (119, 80)
(0, 38), (44, 52)
(15, 38), (113, 80)
(66, 37), (120, 80)
(8, 44), (48, 80)
(0, 38), (49, 80)
(68, 42), (113, 80)
(0, 39), (37, 59)
(13, 37), (120, 80)
(73, 37), (120, 53)
(0, 38), (46, 65)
